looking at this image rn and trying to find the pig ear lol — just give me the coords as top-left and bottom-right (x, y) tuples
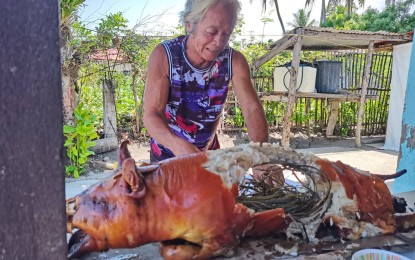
(122, 158), (146, 199)
(118, 139), (131, 167)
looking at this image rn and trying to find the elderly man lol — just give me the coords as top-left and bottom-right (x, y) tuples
(143, 0), (268, 162)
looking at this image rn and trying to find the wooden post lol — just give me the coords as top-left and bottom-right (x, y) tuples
(0, 0), (67, 258)
(103, 78), (118, 139)
(306, 99), (311, 136)
(355, 41), (374, 147)
(326, 100), (340, 136)
(282, 30), (303, 148)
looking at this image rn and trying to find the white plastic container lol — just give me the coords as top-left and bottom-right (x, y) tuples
(352, 249), (410, 260)
(274, 66), (317, 93)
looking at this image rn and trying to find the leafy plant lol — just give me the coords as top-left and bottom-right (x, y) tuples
(340, 103), (355, 137)
(233, 106), (245, 127)
(64, 102), (99, 178)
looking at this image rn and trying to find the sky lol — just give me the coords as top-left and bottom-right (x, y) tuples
(78, 0), (387, 42)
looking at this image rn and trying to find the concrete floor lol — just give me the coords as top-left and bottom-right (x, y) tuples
(66, 143), (406, 260)
(298, 143), (399, 176)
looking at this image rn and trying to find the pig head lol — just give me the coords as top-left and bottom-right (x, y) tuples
(66, 140), (288, 259)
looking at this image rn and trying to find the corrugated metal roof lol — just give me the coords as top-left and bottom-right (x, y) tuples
(282, 27), (412, 50)
(253, 27), (413, 69)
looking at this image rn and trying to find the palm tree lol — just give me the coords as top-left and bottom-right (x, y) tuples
(253, 0), (286, 34)
(260, 17), (274, 43)
(305, 0), (327, 25)
(305, 0), (366, 26)
(287, 8), (318, 28)
(344, 0), (365, 16)
(385, 0), (395, 7)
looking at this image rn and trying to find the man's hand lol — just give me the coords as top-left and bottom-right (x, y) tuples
(252, 164), (285, 187)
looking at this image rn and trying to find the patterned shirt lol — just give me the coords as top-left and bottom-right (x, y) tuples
(150, 35), (233, 162)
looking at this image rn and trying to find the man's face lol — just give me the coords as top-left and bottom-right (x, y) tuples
(187, 3), (236, 63)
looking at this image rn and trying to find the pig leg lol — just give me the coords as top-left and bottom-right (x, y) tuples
(245, 208), (289, 237)
(68, 230), (107, 259)
(232, 204), (288, 237)
(160, 235), (237, 260)
(395, 212), (415, 232)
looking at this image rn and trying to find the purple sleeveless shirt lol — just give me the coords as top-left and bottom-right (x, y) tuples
(150, 35), (233, 162)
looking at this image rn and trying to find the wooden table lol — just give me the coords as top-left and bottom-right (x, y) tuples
(259, 91), (378, 139)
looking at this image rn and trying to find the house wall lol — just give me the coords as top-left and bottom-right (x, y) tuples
(393, 33), (415, 194)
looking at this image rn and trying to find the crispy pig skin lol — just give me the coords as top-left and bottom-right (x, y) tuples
(316, 160), (396, 237)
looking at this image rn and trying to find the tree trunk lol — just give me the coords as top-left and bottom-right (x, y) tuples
(90, 137), (118, 154)
(320, 0), (326, 26)
(347, 0), (352, 15)
(103, 78), (118, 139)
(61, 72), (76, 126)
(60, 23), (79, 127)
(273, 0), (285, 34)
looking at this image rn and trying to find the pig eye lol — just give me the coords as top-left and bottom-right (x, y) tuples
(93, 200), (106, 206)
(92, 199), (108, 211)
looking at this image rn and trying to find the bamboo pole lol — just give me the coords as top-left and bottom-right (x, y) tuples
(355, 41), (374, 147)
(282, 30), (303, 148)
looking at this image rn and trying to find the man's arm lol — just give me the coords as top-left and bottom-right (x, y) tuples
(231, 50), (269, 143)
(143, 44), (200, 156)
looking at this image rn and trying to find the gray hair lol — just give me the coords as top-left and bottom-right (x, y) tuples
(180, 0), (241, 33)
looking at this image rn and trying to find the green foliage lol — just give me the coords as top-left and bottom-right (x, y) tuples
(359, 0), (415, 33)
(113, 72), (135, 128)
(340, 103), (355, 137)
(70, 21), (96, 55)
(78, 62), (104, 127)
(226, 106), (245, 128)
(293, 102), (307, 124)
(264, 101), (281, 125)
(96, 12), (128, 48)
(71, 8), (167, 135)
(323, 1), (415, 33)
(64, 103), (99, 178)
(60, 0), (85, 22)
(321, 6), (361, 30)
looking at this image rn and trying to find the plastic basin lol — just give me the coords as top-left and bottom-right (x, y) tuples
(352, 249), (410, 260)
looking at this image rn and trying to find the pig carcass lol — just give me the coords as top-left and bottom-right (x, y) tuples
(66, 141), (414, 259)
(66, 141), (289, 259)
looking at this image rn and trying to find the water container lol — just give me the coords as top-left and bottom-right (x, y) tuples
(273, 66), (317, 93)
(314, 60), (342, 93)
